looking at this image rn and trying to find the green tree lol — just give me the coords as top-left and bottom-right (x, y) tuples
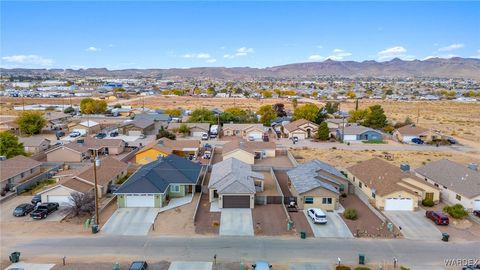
(188, 108), (216, 123)
(156, 126), (176, 140)
(80, 98), (107, 114)
(16, 111), (46, 135)
(273, 103), (287, 117)
(63, 106), (75, 114)
(348, 108), (369, 123)
(178, 123), (190, 136)
(314, 107), (328, 124)
(292, 103), (319, 122)
(206, 86), (216, 96)
(262, 90), (273, 98)
(325, 101), (339, 114)
(316, 122), (330, 141)
(113, 103), (122, 109)
(165, 108), (182, 117)
(193, 86), (202, 95)
(346, 91), (356, 99)
(257, 105), (276, 126)
(0, 131), (26, 158)
(363, 105), (387, 129)
(292, 98), (298, 109)
(220, 107), (256, 123)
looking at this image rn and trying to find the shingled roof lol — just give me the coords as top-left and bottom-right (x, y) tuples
(0, 155), (42, 182)
(287, 160), (342, 194)
(209, 158), (263, 194)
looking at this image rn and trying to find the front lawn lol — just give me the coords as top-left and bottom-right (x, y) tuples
(362, 140), (386, 144)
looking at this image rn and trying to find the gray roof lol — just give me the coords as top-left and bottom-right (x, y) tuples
(18, 136), (50, 147)
(120, 119), (154, 129)
(416, 159), (480, 198)
(208, 158), (264, 194)
(287, 160), (343, 194)
(115, 155), (202, 194)
(339, 125), (379, 135)
(134, 113), (171, 122)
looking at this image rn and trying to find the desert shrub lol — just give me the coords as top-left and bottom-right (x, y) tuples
(422, 198), (434, 207)
(336, 266), (351, 270)
(443, 204), (468, 219)
(354, 267), (371, 270)
(64, 107), (75, 114)
(400, 267), (410, 270)
(344, 208), (358, 220)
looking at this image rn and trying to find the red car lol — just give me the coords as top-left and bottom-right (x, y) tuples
(426, 211), (449, 225)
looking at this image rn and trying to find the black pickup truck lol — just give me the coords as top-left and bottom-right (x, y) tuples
(30, 203), (59, 219)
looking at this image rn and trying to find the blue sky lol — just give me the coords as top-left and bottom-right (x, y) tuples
(1, 1), (479, 69)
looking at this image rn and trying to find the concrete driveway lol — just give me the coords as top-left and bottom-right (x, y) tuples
(5, 263), (55, 270)
(102, 208), (158, 236)
(290, 263), (331, 270)
(219, 209), (254, 236)
(383, 210), (441, 241)
(169, 261), (212, 270)
(303, 210), (353, 238)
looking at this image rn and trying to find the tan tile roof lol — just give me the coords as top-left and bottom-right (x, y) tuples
(222, 139), (276, 155)
(136, 138), (200, 156)
(222, 123), (264, 132)
(75, 156), (128, 186)
(284, 119), (318, 132)
(61, 177), (94, 193)
(167, 122), (210, 132)
(395, 125), (430, 136)
(18, 136), (50, 147)
(0, 155), (42, 182)
(62, 138), (124, 153)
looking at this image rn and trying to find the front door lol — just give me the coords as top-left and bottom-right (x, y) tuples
(188, 185), (193, 193)
(307, 129), (311, 138)
(425, 192), (434, 201)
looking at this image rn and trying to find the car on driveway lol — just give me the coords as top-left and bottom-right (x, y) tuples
(426, 210), (449, 225)
(95, 132), (107, 139)
(307, 208), (327, 224)
(252, 260), (272, 269)
(128, 261), (148, 270)
(30, 203), (59, 219)
(69, 131), (81, 138)
(31, 194), (42, 205)
(110, 131), (119, 137)
(411, 138), (424, 144)
(201, 133), (209, 140)
(13, 203), (35, 217)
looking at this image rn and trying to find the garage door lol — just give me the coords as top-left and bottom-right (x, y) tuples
(384, 198), (413, 211)
(125, 194), (155, 207)
(474, 200), (480, 210)
(128, 130), (143, 136)
(343, 135), (357, 141)
(47, 195), (71, 206)
(248, 132), (263, 140)
(292, 133), (306, 140)
(223, 195), (250, 208)
(192, 131), (204, 137)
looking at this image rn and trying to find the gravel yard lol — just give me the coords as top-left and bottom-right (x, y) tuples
(252, 204), (294, 236)
(194, 195), (220, 235)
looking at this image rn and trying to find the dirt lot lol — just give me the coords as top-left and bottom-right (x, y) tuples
(257, 172), (280, 196)
(340, 194), (401, 239)
(289, 211), (314, 238)
(51, 261), (171, 270)
(252, 204), (294, 237)
(194, 195), (220, 235)
(150, 194), (197, 236)
(273, 170), (292, 197)
(291, 148), (480, 170)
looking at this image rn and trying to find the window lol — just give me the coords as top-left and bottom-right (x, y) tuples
(434, 183), (439, 187)
(170, 185), (180, 193)
(304, 197), (314, 204)
(322, 198), (332, 204)
(353, 177), (356, 182)
(339, 184), (345, 192)
(359, 182), (363, 188)
(372, 192), (376, 198)
(456, 194), (461, 201)
(443, 186), (448, 190)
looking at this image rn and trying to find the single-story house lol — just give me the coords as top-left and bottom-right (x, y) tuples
(115, 155), (203, 208)
(222, 123), (265, 140)
(393, 124), (442, 144)
(119, 119), (155, 136)
(46, 138), (125, 162)
(0, 155), (42, 191)
(221, 139), (276, 165)
(283, 119), (319, 140)
(326, 118), (347, 129)
(346, 158), (440, 211)
(135, 138), (201, 165)
(44, 112), (71, 131)
(167, 122), (210, 137)
(287, 160), (349, 210)
(70, 120), (101, 135)
(18, 136), (51, 154)
(336, 124), (383, 142)
(208, 158), (264, 208)
(415, 159), (480, 211)
(39, 157), (128, 205)
(134, 113), (170, 131)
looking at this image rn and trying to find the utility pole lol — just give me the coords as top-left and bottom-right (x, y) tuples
(93, 151), (100, 226)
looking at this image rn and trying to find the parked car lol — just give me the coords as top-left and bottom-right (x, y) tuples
(447, 137), (458, 144)
(30, 202), (59, 220)
(95, 132), (107, 139)
(56, 131), (65, 137)
(473, 210), (480, 217)
(128, 261), (148, 270)
(202, 150), (212, 159)
(248, 135), (255, 141)
(252, 260), (272, 270)
(13, 203), (35, 217)
(425, 210), (449, 225)
(69, 131), (81, 138)
(292, 136), (299, 143)
(307, 208), (327, 224)
(201, 133), (209, 140)
(110, 131), (119, 137)
(31, 194), (42, 205)
(411, 138), (424, 144)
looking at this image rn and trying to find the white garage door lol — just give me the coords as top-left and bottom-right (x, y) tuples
(292, 133), (306, 140)
(192, 131), (204, 137)
(128, 130), (143, 136)
(384, 198), (413, 211)
(474, 200), (480, 210)
(125, 194), (155, 207)
(47, 195), (71, 206)
(343, 135), (357, 141)
(248, 131), (263, 140)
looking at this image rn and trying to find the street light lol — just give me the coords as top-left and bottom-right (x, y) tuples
(92, 153), (100, 226)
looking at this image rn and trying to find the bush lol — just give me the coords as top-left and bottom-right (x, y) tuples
(422, 198), (434, 207)
(443, 204), (468, 219)
(354, 267), (371, 270)
(400, 267), (410, 270)
(64, 107), (75, 114)
(344, 208), (358, 220)
(336, 266), (351, 270)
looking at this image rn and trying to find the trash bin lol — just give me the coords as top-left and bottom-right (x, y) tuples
(442, 232), (449, 242)
(92, 224), (99, 234)
(287, 220), (294, 231)
(9, 252), (20, 263)
(358, 254), (365, 265)
(300, 231), (306, 239)
(113, 262), (120, 270)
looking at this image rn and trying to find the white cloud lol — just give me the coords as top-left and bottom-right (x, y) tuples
(182, 53), (211, 59)
(377, 46), (409, 60)
(1, 54), (54, 66)
(438, 43), (464, 52)
(325, 49), (352, 60)
(206, 58), (217, 63)
(308, 55), (323, 61)
(223, 54), (235, 59)
(224, 47), (255, 59)
(237, 47), (254, 54)
(86, 46), (100, 52)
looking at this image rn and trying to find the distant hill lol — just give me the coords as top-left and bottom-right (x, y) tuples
(2, 57), (480, 80)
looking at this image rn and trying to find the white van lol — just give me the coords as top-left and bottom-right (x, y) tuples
(307, 208), (327, 224)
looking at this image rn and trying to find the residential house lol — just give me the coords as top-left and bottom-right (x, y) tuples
(18, 136), (51, 154)
(167, 122), (210, 137)
(116, 155), (203, 208)
(346, 158), (440, 211)
(38, 157), (128, 205)
(208, 158), (264, 208)
(222, 139), (276, 165)
(283, 119), (319, 140)
(287, 160), (349, 210)
(415, 159), (480, 211)
(118, 119), (155, 136)
(43, 112), (71, 131)
(46, 138), (125, 162)
(326, 118), (347, 138)
(393, 124), (442, 144)
(336, 124), (383, 142)
(135, 138), (200, 165)
(222, 123), (265, 140)
(134, 113), (171, 131)
(0, 155), (42, 191)
(70, 120), (101, 135)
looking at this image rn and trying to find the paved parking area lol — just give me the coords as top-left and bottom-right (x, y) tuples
(1, 196), (67, 222)
(219, 209), (254, 236)
(290, 263), (331, 270)
(383, 210), (441, 241)
(5, 263), (55, 270)
(168, 261), (212, 270)
(102, 208), (158, 236)
(303, 210), (353, 238)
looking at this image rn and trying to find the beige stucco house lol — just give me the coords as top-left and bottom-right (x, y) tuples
(222, 139), (276, 165)
(0, 155), (42, 191)
(283, 119), (319, 140)
(222, 124), (265, 140)
(46, 138), (125, 162)
(393, 124), (442, 144)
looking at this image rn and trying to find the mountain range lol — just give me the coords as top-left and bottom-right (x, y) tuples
(2, 57), (480, 80)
